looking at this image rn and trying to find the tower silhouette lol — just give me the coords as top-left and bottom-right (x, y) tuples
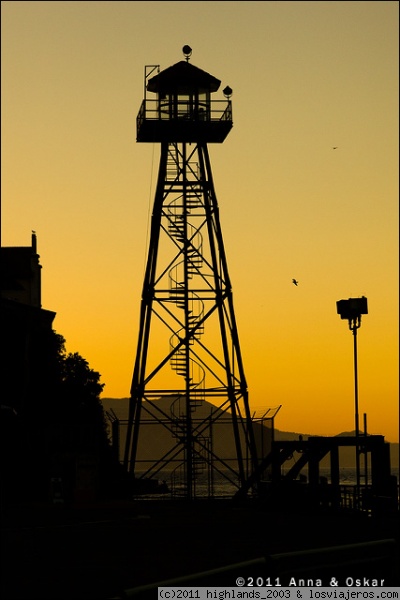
(124, 47), (258, 499)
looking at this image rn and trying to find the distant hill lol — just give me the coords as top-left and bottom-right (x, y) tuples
(102, 397), (130, 420)
(101, 397), (399, 469)
(101, 396), (274, 470)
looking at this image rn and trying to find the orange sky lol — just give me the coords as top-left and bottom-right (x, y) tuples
(2, 1), (398, 442)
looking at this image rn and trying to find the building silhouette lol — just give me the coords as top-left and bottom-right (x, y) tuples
(1, 232), (56, 416)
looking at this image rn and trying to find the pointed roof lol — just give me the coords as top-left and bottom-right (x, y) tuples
(147, 60), (221, 94)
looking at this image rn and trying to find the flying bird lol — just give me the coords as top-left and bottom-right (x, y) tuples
(332, 147), (338, 149)
(292, 279), (298, 286)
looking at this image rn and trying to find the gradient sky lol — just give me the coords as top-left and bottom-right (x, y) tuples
(2, 1), (398, 442)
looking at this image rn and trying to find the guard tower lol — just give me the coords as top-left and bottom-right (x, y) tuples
(124, 47), (258, 499)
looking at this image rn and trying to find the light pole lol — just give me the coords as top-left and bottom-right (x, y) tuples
(336, 296), (368, 507)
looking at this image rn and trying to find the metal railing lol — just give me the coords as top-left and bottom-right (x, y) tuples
(137, 99), (232, 130)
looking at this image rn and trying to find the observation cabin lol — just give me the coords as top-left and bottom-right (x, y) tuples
(136, 45), (233, 143)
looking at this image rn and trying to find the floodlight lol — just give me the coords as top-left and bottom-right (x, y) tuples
(223, 86), (233, 99)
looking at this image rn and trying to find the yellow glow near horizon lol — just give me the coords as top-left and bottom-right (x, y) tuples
(2, 1), (398, 442)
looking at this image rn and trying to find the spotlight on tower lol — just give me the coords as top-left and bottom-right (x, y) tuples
(223, 86), (233, 99)
(182, 45), (192, 61)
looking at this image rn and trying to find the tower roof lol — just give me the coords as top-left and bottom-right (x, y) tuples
(147, 60), (221, 94)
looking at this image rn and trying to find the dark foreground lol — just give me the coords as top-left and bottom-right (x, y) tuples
(1, 499), (399, 599)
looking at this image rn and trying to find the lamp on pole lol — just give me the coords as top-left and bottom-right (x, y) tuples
(336, 296), (368, 506)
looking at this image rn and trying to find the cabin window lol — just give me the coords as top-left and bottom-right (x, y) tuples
(158, 91), (211, 120)
(159, 93), (171, 120)
(177, 94), (191, 119)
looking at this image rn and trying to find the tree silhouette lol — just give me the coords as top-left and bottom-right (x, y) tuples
(9, 329), (121, 504)
(54, 336), (106, 431)
(49, 333), (123, 501)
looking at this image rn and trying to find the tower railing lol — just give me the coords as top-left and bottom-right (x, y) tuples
(136, 100), (233, 142)
(137, 99), (232, 126)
